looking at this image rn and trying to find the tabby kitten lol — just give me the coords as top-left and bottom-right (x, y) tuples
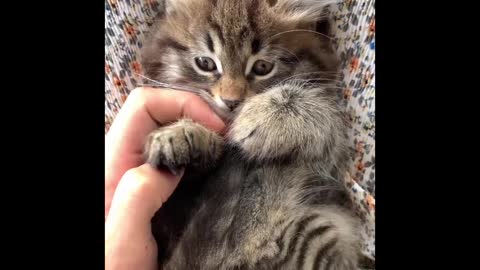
(140, 0), (361, 269)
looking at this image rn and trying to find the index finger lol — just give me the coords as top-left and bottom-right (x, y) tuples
(105, 87), (225, 217)
(107, 86), (225, 158)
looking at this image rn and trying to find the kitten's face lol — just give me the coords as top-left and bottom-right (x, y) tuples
(141, 0), (339, 114)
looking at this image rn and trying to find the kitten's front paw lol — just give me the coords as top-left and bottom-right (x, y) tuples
(229, 85), (341, 162)
(145, 119), (223, 174)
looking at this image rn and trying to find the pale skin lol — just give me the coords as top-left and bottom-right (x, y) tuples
(105, 87), (225, 270)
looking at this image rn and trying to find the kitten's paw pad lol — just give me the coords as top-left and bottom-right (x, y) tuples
(145, 119), (223, 171)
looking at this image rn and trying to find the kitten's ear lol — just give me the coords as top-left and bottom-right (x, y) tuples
(315, 16), (332, 36)
(268, 0), (339, 23)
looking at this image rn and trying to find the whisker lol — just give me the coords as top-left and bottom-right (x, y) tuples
(277, 71), (342, 86)
(271, 45), (302, 63)
(266, 29), (334, 43)
(285, 77), (342, 86)
(133, 73), (234, 123)
(135, 73), (210, 93)
(135, 73), (170, 87)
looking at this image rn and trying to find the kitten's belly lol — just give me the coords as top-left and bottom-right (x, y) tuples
(152, 153), (247, 264)
(162, 152), (315, 268)
(159, 148), (352, 269)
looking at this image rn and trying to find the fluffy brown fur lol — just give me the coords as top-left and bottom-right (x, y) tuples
(140, 0), (362, 269)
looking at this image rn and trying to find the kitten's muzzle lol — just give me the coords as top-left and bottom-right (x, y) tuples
(221, 98), (242, 111)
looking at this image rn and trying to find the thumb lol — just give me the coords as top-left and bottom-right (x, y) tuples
(107, 164), (184, 229)
(105, 164), (183, 270)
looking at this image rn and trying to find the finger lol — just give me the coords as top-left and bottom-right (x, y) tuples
(106, 164), (179, 270)
(105, 87), (225, 217)
(106, 88), (224, 175)
(106, 164), (184, 232)
(107, 87), (224, 159)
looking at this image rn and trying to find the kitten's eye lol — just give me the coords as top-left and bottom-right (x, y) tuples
(252, 60), (274, 76)
(195, 57), (217, 72)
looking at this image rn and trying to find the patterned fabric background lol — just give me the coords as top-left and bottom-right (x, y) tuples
(330, 0), (375, 260)
(105, 0), (375, 263)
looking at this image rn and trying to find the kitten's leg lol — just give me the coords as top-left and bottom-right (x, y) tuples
(229, 84), (346, 164)
(144, 118), (223, 174)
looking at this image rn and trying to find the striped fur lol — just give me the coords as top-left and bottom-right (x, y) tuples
(161, 161), (360, 270)
(141, 0), (362, 269)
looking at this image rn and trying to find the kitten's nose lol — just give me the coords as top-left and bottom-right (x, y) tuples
(221, 98), (241, 111)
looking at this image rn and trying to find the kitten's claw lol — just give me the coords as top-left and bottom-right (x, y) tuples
(145, 119), (224, 172)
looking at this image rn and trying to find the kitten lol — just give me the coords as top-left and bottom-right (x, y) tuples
(140, 0), (362, 269)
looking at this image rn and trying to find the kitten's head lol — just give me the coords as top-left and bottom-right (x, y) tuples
(141, 0), (339, 114)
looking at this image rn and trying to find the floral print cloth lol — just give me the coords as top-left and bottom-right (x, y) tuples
(105, 0), (375, 263)
(330, 0), (375, 261)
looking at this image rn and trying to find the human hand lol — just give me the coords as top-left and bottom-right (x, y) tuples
(105, 87), (225, 218)
(105, 87), (225, 269)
